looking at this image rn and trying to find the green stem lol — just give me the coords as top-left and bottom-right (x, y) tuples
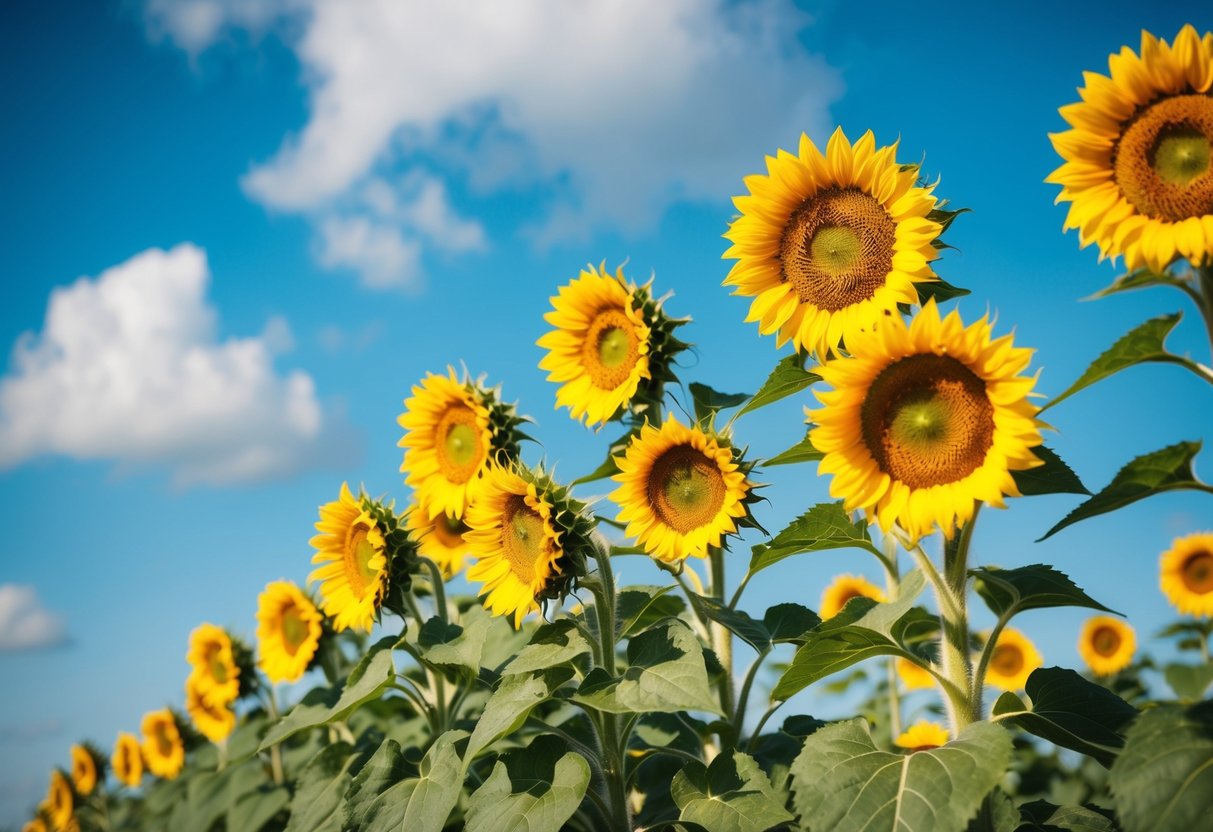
(418, 557), (448, 624)
(727, 571), (752, 610)
(588, 536), (630, 831)
(265, 686), (285, 785)
(1197, 265), (1213, 363)
(709, 546), (736, 719)
(734, 649), (770, 738)
(745, 701), (785, 753)
(881, 534), (903, 742)
(903, 537), (973, 730)
(972, 613), (1012, 701)
(942, 507), (982, 730)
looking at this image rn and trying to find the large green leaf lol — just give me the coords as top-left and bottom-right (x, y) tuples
(284, 742), (362, 832)
(748, 501), (882, 579)
(689, 382), (750, 424)
(971, 564), (1115, 619)
(1164, 662), (1213, 701)
(916, 276), (971, 305)
(690, 595), (771, 651)
(179, 758), (269, 832)
(669, 749), (794, 832)
(229, 785), (289, 832)
(1087, 266), (1190, 299)
(736, 354), (820, 417)
(763, 431), (824, 466)
(991, 667), (1136, 767)
(1016, 800), (1117, 831)
(1012, 446), (1090, 496)
(464, 735), (591, 832)
(503, 620), (592, 675)
(763, 603), (821, 643)
(345, 733), (464, 832)
(1040, 441), (1208, 540)
(466, 668), (572, 762)
(790, 719), (1012, 832)
(615, 585), (686, 637)
(415, 615), (490, 674)
(1109, 701), (1213, 832)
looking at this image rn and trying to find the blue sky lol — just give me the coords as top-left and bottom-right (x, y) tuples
(0, 0), (1208, 824)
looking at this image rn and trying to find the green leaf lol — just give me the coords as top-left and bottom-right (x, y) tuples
(180, 759), (269, 832)
(571, 429), (634, 486)
(1017, 800), (1117, 832)
(689, 382), (750, 424)
(1012, 446), (1091, 496)
(916, 277), (971, 305)
(670, 749), (794, 832)
(971, 564), (1115, 619)
(229, 785), (289, 832)
(466, 669), (572, 762)
(1086, 266), (1190, 299)
(503, 620), (592, 675)
(991, 667), (1136, 767)
(284, 742), (362, 832)
(1109, 701), (1213, 832)
(789, 719), (1012, 832)
(1164, 662), (1213, 700)
(415, 615), (490, 673)
(260, 636), (399, 751)
(347, 732), (465, 832)
(465, 735), (591, 832)
(616, 585), (686, 638)
(1040, 441), (1208, 540)
(763, 430), (824, 466)
(748, 501), (882, 580)
(772, 570), (928, 700)
(689, 595), (770, 651)
(736, 354), (820, 417)
(762, 603), (821, 644)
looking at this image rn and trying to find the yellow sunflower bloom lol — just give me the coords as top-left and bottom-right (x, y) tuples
(810, 301), (1044, 542)
(185, 677), (236, 743)
(256, 580), (323, 684)
(896, 657), (936, 691)
(186, 623), (239, 707)
(611, 416), (753, 564)
(1077, 615), (1136, 676)
(1160, 531), (1213, 616)
(69, 746), (96, 797)
(407, 499), (471, 579)
(111, 732), (142, 788)
(23, 818), (48, 832)
(140, 709), (184, 780)
(820, 574), (885, 619)
(308, 483), (388, 633)
(894, 721), (949, 751)
(984, 628), (1043, 692)
(1049, 25), (1213, 272)
(723, 127), (943, 357)
(465, 466), (566, 628)
(45, 770), (71, 831)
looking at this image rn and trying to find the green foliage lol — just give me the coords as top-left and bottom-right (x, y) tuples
(971, 565), (1114, 619)
(465, 735), (591, 832)
(763, 430), (823, 466)
(736, 353), (820, 418)
(688, 382), (750, 424)
(1086, 266), (1191, 299)
(1011, 446), (1090, 496)
(1164, 663), (1213, 701)
(749, 501), (885, 580)
(1016, 800), (1117, 831)
(284, 743), (362, 832)
(669, 749), (794, 832)
(504, 620), (592, 674)
(344, 733), (464, 832)
(467, 669), (573, 762)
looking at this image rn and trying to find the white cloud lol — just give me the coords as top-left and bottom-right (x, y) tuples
(0, 585), (67, 652)
(143, 0), (841, 286)
(0, 244), (344, 486)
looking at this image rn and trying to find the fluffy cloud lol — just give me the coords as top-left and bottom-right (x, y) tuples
(0, 244), (343, 485)
(143, 0), (841, 286)
(0, 585), (67, 652)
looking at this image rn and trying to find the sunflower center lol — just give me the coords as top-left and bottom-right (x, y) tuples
(861, 354), (994, 489)
(1180, 550), (1213, 594)
(991, 644), (1024, 678)
(779, 187), (896, 312)
(1091, 625), (1122, 657)
(647, 444), (727, 534)
(436, 403), (483, 484)
(208, 650), (228, 684)
(154, 724), (173, 758)
(433, 514), (469, 549)
(1114, 94), (1213, 222)
(342, 524), (381, 596)
(501, 495), (552, 585)
(582, 308), (641, 390)
(281, 606), (309, 654)
(835, 589), (861, 608)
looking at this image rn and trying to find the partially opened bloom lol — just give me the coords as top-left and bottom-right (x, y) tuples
(894, 721), (949, 751)
(1160, 532), (1213, 616)
(186, 623), (240, 707)
(140, 709), (184, 780)
(69, 745), (99, 797)
(256, 580), (323, 684)
(810, 301), (1044, 542)
(1049, 25), (1213, 271)
(724, 128), (944, 357)
(308, 483), (388, 633)
(185, 677), (236, 744)
(45, 770), (72, 830)
(111, 732), (142, 788)
(984, 628), (1043, 691)
(1077, 615), (1136, 676)
(819, 574), (885, 619)
(407, 499), (472, 579)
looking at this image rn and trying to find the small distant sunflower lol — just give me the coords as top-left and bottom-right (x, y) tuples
(186, 623), (239, 707)
(820, 574), (885, 619)
(611, 416), (755, 563)
(46, 770), (71, 830)
(1160, 532), (1213, 616)
(1049, 25), (1213, 272)
(896, 657), (936, 691)
(185, 677), (236, 744)
(308, 483), (388, 633)
(810, 301), (1044, 542)
(23, 818), (47, 832)
(256, 580), (323, 684)
(111, 732), (142, 788)
(140, 709), (184, 780)
(407, 500), (472, 579)
(724, 128), (944, 357)
(894, 721), (949, 752)
(1077, 615), (1136, 676)
(984, 628), (1043, 692)
(69, 745), (98, 796)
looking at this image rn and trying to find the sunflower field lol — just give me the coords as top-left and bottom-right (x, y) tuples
(23, 23), (1213, 832)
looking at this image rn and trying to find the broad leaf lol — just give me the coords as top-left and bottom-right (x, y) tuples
(415, 615), (490, 673)
(736, 354), (820, 417)
(229, 785), (289, 832)
(1012, 446), (1090, 496)
(1109, 701), (1213, 832)
(1017, 800), (1117, 832)
(790, 719), (1012, 832)
(616, 585), (686, 637)
(749, 502), (882, 580)
(916, 276), (971, 305)
(763, 603), (821, 644)
(284, 742), (362, 832)
(345, 733), (464, 832)
(991, 667), (1135, 767)
(180, 758), (268, 832)
(1087, 267), (1190, 299)
(466, 668), (572, 762)
(465, 735), (591, 832)
(689, 382), (750, 424)
(504, 620), (592, 675)
(1041, 441), (1207, 540)
(971, 564), (1115, 619)
(690, 595), (770, 651)
(670, 749), (794, 832)
(763, 431), (824, 466)
(571, 429), (634, 486)
(1164, 662), (1213, 701)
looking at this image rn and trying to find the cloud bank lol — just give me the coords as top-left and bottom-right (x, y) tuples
(0, 585), (67, 652)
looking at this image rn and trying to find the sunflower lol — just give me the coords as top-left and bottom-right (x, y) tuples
(1077, 615), (1136, 676)
(185, 677), (236, 743)
(1160, 532), (1213, 616)
(69, 746), (97, 796)
(894, 721), (949, 751)
(407, 499), (471, 579)
(465, 466), (568, 628)
(820, 574), (885, 619)
(140, 709), (184, 780)
(186, 623), (239, 707)
(308, 483), (388, 633)
(723, 128), (944, 357)
(256, 580), (323, 684)
(1049, 25), (1213, 272)
(896, 656), (936, 691)
(611, 416), (754, 563)
(45, 770), (71, 830)
(111, 732), (142, 788)
(810, 301), (1044, 542)
(23, 818), (47, 832)
(984, 628), (1043, 692)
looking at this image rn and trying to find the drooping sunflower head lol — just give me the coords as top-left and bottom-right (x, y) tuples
(185, 676), (236, 744)
(896, 657), (937, 691)
(45, 770), (72, 830)
(724, 128), (950, 358)
(1049, 25), (1213, 272)
(307, 483), (396, 633)
(820, 574), (886, 619)
(1160, 531), (1213, 616)
(186, 623), (241, 707)
(111, 732), (143, 788)
(537, 263), (689, 426)
(465, 464), (592, 628)
(984, 627), (1043, 692)
(407, 498), (472, 580)
(69, 744), (103, 797)
(140, 709), (185, 780)
(894, 721), (949, 752)
(256, 580), (323, 685)
(810, 301), (1044, 542)
(1077, 615), (1136, 676)
(611, 416), (757, 564)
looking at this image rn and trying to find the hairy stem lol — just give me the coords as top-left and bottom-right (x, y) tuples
(882, 534), (902, 742)
(941, 506), (982, 730)
(589, 537), (630, 830)
(265, 686), (285, 785)
(417, 557), (448, 624)
(709, 546), (736, 720)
